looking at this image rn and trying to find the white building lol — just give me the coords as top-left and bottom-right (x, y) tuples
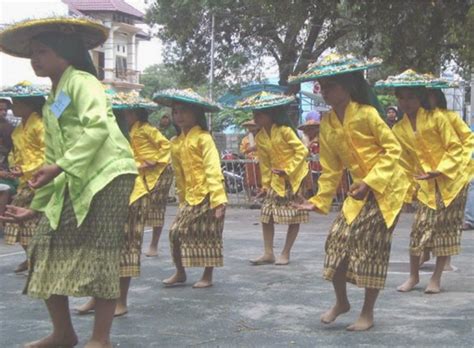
(0, 0), (156, 91)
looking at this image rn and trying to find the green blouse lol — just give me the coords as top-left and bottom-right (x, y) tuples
(30, 66), (137, 230)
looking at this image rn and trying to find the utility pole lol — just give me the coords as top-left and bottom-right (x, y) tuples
(208, 12), (215, 130)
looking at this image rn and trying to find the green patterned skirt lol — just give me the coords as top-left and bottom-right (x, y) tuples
(24, 174), (135, 300)
(410, 185), (468, 257)
(169, 196), (224, 268)
(324, 194), (398, 290)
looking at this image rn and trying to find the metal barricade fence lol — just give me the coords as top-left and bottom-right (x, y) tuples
(218, 157), (352, 209)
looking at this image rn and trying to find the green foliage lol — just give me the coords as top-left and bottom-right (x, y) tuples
(376, 94), (398, 114)
(211, 107), (252, 132)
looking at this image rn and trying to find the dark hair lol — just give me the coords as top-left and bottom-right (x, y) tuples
(135, 108), (149, 123)
(34, 32), (98, 77)
(428, 89), (447, 110)
(112, 109), (130, 141)
(0, 98), (11, 108)
(322, 71), (384, 116)
(261, 105), (298, 134)
(12, 96), (45, 116)
(394, 87), (432, 110)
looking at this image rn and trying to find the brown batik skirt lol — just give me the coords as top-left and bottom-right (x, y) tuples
(261, 183), (309, 225)
(324, 194), (398, 290)
(144, 164), (173, 228)
(4, 186), (41, 247)
(169, 196), (224, 268)
(410, 185), (468, 257)
(119, 194), (150, 278)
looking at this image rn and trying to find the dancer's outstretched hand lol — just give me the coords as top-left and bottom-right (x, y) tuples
(415, 171), (440, 180)
(0, 205), (37, 223)
(214, 204), (226, 219)
(29, 164), (62, 189)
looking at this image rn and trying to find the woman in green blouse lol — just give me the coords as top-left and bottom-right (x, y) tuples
(0, 17), (137, 348)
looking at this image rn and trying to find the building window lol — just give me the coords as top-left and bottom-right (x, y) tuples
(116, 56), (127, 78)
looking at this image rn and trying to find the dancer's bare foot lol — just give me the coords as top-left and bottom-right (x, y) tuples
(145, 246), (158, 257)
(320, 302), (350, 324)
(84, 340), (112, 348)
(75, 298), (95, 315)
(24, 333), (78, 348)
(424, 278), (441, 294)
(162, 272), (186, 286)
(192, 279), (213, 289)
(346, 313), (374, 331)
(444, 263), (454, 271)
(14, 260), (28, 273)
(274, 254), (289, 266)
(114, 302), (128, 317)
(249, 255), (275, 265)
(397, 276), (419, 292)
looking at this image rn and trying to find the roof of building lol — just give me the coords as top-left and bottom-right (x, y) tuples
(63, 0), (144, 20)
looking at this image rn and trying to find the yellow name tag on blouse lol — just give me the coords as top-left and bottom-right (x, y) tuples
(50, 92), (71, 119)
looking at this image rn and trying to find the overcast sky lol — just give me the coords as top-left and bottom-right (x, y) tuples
(0, 0), (163, 86)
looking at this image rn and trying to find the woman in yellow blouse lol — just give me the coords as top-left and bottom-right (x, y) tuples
(376, 70), (470, 295)
(238, 91), (309, 266)
(1, 83), (46, 273)
(153, 89), (227, 288)
(291, 54), (410, 331)
(0, 17), (137, 348)
(420, 86), (474, 269)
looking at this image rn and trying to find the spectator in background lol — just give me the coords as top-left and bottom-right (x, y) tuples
(240, 119), (261, 197)
(299, 111), (321, 197)
(386, 106), (399, 128)
(159, 114), (177, 140)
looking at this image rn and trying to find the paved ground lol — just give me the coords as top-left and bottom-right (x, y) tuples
(0, 207), (473, 347)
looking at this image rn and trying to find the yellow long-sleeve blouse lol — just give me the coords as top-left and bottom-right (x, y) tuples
(255, 125), (308, 196)
(309, 101), (410, 228)
(171, 125), (227, 208)
(10, 112), (45, 186)
(392, 108), (468, 209)
(239, 134), (258, 160)
(439, 109), (474, 179)
(129, 121), (171, 204)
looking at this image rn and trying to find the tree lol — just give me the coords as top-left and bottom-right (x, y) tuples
(147, 0), (473, 87)
(147, 0), (363, 87)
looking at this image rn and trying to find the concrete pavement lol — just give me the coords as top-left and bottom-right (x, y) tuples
(0, 207), (473, 347)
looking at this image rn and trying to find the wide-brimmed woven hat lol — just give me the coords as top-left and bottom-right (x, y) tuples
(375, 69), (441, 88)
(0, 16), (109, 58)
(298, 119), (320, 130)
(241, 119), (258, 127)
(108, 89), (157, 110)
(236, 91), (295, 111)
(288, 53), (382, 84)
(0, 81), (50, 98)
(153, 88), (220, 113)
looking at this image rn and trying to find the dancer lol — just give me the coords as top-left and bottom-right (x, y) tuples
(153, 89), (227, 288)
(0, 17), (137, 348)
(420, 83), (474, 269)
(0, 82), (46, 273)
(290, 54), (410, 331)
(238, 91), (309, 266)
(77, 92), (168, 316)
(375, 69), (471, 294)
